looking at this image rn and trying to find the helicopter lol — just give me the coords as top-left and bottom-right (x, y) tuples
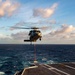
(11, 26), (42, 42)
(24, 27), (42, 42)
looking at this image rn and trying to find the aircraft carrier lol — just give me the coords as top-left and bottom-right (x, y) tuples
(14, 62), (75, 75)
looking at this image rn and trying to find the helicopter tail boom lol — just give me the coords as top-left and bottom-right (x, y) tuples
(24, 40), (36, 42)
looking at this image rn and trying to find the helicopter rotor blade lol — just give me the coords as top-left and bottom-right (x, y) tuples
(10, 26), (40, 29)
(30, 27), (39, 29)
(10, 26), (50, 30)
(11, 27), (31, 29)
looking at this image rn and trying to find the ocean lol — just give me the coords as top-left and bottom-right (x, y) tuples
(0, 44), (75, 75)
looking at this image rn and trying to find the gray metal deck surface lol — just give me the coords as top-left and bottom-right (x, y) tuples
(14, 62), (75, 75)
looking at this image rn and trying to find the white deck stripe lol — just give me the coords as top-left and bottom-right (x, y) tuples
(65, 65), (75, 70)
(49, 68), (61, 75)
(41, 65), (61, 75)
(44, 64), (70, 75)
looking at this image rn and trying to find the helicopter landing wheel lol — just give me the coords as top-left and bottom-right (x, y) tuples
(39, 38), (41, 41)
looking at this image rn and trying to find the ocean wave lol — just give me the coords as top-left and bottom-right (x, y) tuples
(0, 72), (5, 75)
(46, 60), (56, 64)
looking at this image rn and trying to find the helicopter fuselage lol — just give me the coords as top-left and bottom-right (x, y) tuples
(24, 29), (42, 42)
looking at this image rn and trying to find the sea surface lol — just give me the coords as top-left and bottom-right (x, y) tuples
(0, 44), (75, 75)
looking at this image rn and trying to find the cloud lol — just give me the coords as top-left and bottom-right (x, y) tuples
(10, 22), (75, 42)
(15, 21), (26, 27)
(3, 24), (75, 44)
(9, 21), (52, 31)
(0, 32), (28, 44)
(50, 25), (75, 35)
(33, 3), (58, 18)
(47, 24), (75, 40)
(11, 31), (28, 40)
(0, 26), (5, 29)
(41, 25), (75, 44)
(47, 20), (57, 24)
(62, 35), (70, 39)
(0, 0), (2, 2)
(9, 21), (26, 31)
(0, 33), (12, 39)
(38, 20), (57, 24)
(0, 0), (20, 17)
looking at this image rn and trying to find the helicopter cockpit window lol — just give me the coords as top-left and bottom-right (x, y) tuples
(29, 30), (35, 36)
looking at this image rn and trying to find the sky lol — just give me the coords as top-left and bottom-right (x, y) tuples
(0, 0), (75, 44)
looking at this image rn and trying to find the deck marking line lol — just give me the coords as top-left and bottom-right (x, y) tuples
(41, 65), (61, 75)
(44, 64), (70, 75)
(48, 68), (61, 75)
(65, 65), (75, 70)
(48, 67), (54, 70)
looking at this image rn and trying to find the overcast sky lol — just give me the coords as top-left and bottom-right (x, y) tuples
(0, 0), (75, 44)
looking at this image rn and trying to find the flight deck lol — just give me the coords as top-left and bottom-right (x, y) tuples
(14, 62), (75, 75)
